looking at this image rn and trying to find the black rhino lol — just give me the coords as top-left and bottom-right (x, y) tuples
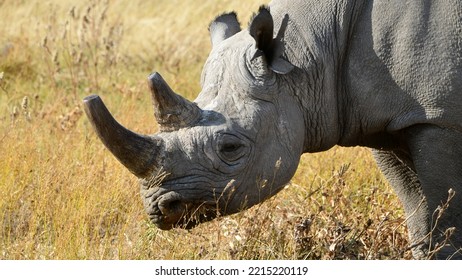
(83, 0), (462, 259)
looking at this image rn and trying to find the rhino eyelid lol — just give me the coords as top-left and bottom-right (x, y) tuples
(217, 140), (246, 163)
(219, 150), (245, 163)
(220, 143), (243, 153)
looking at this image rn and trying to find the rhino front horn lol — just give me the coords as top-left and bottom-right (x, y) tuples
(83, 95), (164, 178)
(148, 72), (202, 131)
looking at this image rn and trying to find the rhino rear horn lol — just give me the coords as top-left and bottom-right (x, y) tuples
(209, 12), (241, 47)
(83, 95), (164, 178)
(149, 72), (202, 131)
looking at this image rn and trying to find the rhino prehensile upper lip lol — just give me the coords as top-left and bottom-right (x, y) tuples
(152, 199), (219, 229)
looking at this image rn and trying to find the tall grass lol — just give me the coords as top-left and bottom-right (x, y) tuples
(1, 0), (411, 259)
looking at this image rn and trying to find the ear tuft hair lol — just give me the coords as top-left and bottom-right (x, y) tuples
(209, 12), (241, 47)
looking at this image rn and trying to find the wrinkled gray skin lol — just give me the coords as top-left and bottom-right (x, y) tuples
(84, 0), (462, 259)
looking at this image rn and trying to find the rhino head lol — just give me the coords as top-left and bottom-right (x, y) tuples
(84, 8), (305, 230)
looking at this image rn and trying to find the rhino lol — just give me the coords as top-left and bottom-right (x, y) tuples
(83, 0), (462, 259)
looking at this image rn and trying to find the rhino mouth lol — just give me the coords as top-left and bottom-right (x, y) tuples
(148, 193), (219, 230)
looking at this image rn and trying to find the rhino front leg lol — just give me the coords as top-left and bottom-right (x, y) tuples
(404, 124), (462, 259)
(372, 148), (431, 259)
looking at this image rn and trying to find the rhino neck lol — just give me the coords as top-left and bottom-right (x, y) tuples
(269, 0), (366, 153)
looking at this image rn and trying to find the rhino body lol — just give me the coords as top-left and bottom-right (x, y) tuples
(84, 0), (462, 259)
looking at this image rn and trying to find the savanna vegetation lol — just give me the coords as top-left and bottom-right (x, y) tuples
(1, 0), (413, 259)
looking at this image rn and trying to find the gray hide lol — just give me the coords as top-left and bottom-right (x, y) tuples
(84, 0), (462, 259)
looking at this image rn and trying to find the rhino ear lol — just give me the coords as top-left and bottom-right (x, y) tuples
(249, 7), (294, 75)
(249, 7), (274, 56)
(209, 12), (241, 47)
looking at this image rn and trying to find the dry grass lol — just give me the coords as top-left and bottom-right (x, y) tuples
(1, 0), (411, 259)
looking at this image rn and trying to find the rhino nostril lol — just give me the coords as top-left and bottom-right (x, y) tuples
(158, 197), (186, 223)
(167, 200), (184, 213)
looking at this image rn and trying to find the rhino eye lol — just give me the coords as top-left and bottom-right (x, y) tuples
(220, 143), (241, 154)
(217, 135), (246, 163)
(219, 143), (244, 161)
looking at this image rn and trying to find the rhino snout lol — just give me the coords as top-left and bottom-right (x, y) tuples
(156, 192), (187, 229)
(145, 188), (220, 230)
